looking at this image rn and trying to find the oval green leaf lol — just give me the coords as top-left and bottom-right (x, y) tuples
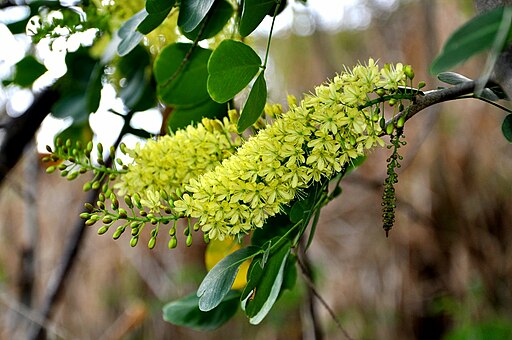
(239, 0), (276, 37)
(146, 0), (175, 14)
(197, 246), (261, 312)
(237, 72), (267, 132)
(502, 114), (512, 143)
(137, 6), (173, 35)
(117, 10), (146, 56)
(154, 43), (212, 106)
(181, 0), (233, 41)
(178, 0), (216, 32)
(163, 290), (239, 331)
(12, 55), (47, 88)
(207, 39), (261, 103)
(430, 7), (512, 74)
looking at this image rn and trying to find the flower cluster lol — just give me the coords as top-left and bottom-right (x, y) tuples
(115, 117), (241, 212)
(174, 59), (409, 240)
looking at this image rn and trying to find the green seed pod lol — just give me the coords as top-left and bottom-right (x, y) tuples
(116, 158), (123, 166)
(386, 122), (394, 135)
(183, 227), (189, 236)
(105, 189), (112, 199)
(102, 216), (113, 224)
(404, 65), (414, 79)
(148, 237), (156, 249)
(130, 236), (139, 247)
(58, 163), (67, 171)
(79, 212), (90, 219)
(41, 156), (51, 163)
(46, 166), (57, 174)
(75, 140), (83, 150)
(186, 234), (193, 247)
(97, 226), (109, 235)
(83, 182), (92, 192)
(168, 237), (177, 249)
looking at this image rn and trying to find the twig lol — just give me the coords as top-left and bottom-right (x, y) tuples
(296, 252), (354, 340)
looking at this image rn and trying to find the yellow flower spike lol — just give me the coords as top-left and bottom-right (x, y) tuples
(205, 238), (250, 290)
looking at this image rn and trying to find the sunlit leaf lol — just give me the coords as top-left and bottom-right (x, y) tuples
(163, 291), (239, 331)
(207, 40), (261, 103)
(238, 72), (267, 132)
(239, 0), (276, 37)
(437, 71), (472, 85)
(430, 7), (512, 74)
(154, 43), (212, 106)
(137, 6), (173, 34)
(181, 0), (233, 41)
(11, 55), (47, 87)
(117, 10), (146, 56)
(198, 246), (261, 311)
(178, 0), (216, 32)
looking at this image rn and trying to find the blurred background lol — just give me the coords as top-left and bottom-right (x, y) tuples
(1, 0), (512, 339)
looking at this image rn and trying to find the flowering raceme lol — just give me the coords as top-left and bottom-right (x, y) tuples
(173, 59), (408, 240)
(115, 117), (241, 212)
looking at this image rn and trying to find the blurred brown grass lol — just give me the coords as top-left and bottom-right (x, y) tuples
(1, 1), (512, 339)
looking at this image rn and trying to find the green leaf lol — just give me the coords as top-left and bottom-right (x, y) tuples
(237, 72), (267, 132)
(437, 71), (472, 85)
(251, 214), (292, 247)
(146, 0), (175, 14)
(11, 55), (47, 87)
(86, 63), (104, 113)
(137, 6), (173, 34)
(178, 0), (216, 32)
(169, 98), (228, 132)
(239, 0), (276, 37)
(289, 191), (316, 224)
(281, 254), (297, 292)
(52, 93), (88, 123)
(242, 241), (291, 324)
(154, 43), (212, 106)
(181, 0), (233, 41)
(198, 246), (261, 311)
(207, 40), (261, 103)
(430, 7), (512, 74)
(502, 114), (512, 143)
(117, 10), (146, 56)
(163, 290), (239, 331)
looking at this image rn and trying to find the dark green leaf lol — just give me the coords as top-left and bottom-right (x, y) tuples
(437, 72), (472, 85)
(11, 55), (47, 87)
(198, 246), (261, 311)
(289, 191), (315, 224)
(281, 254), (297, 292)
(207, 40), (261, 103)
(238, 72), (267, 132)
(117, 10), (146, 56)
(181, 0), (233, 41)
(137, 6), (173, 34)
(178, 0), (216, 32)
(502, 114), (512, 143)
(239, 0), (276, 37)
(52, 93), (88, 123)
(86, 63), (104, 113)
(154, 43), (212, 105)
(163, 290), (239, 330)
(242, 241), (291, 324)
(251, 214), (292, 247)
(479, 88), (500, 101)
(430, 7), (512, 74)
(146, 0), (175, 14)
(168, 98), (228, 132)
(119, 69), (157, 111)
(268, 0), (287, 17)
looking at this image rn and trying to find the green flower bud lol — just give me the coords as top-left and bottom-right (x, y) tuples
(66, 172), (79, 181)
(164, 206), (172, 214)
(397, 115), (406, 128)
(97, 143), (103, 156)
(150, 218), (158, 225)
(111, 197), (119, 211)
(86, 141), (93, 152)
(60, 170), (69, 177)
(92, 181), (101, 190)
(56, 137), (63, 147)
(99, 193), (105, 202)
(97, 201), (105, 210)
(85, 218), (98, 226)
(140, 210), (147, 217)
(388, 98), (397, 106)
(418, 81), (426, 89)
(83, 182), (92, 192)
(130, 236), (139, 247)
(84, 203), (94, 211)
(46, 166), (57, 174)
(193, 223), (200, 231)
(131, 227), (139, 236)
(109, 146), (116, 158)
(65, 139), (72, 148)
(97, 226), (109, 235)
(203, 233), (210, 244)
(168, 236), (177, 249)
(376, 88), (385, 97)
(124, 195), (134, 209)
(148, 237), (156, 249)
(79, 212), (90, 219)
(118, 208), (127, 218)
(386, 122), (394, 135)
(79, 168), (87, 174)
(109, 174), (116, 181)
(120, 143), (127, 154)
(102, 216), (113, 224)
(133, 193), (142, 209)
(112, 226), (125, 239)
(404, 65), (414, 79)
(67, 156), (76, 163)
(169, 226), (176, 236)
(76, 141), (83, 150)
(186, 234), (193, 247)
(46, 145), (53, 153)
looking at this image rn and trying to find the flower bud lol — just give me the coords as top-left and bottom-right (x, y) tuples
(97, 143), (103, 156)
(168, 236), (177, 249)
(124, 195), (134, 209)
(148, 237), (156, 249)
(118, 208), (127, 218)
(83, 182), (92, 192)
(66, 172), (79, 181)
(397, 115), (406, 128)
(85, 218), (98, 226)
(186, 234), (193, 247)
(113, 226), (125, 239)
(46, 166), (57, 174)
(388, 98), (397, 106)
(97, 201), (105, 210)
(46, 145), (53, 153)
(376, 89), (385, 97)
(102, 216), (113, 224)
(84, 203), (94, 211)
(130, 236), (138, 247)
(79, 212), (90, 219)
(386, 122), (394, 135)
(404, 65), (414, 79)
(97, 226), (109, 235)
(418, 81), (426, 89)
(120, 143), (127, 154)
(92, 181), (101, 190)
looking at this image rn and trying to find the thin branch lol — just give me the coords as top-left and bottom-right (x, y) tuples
(296, 253), (354, 340)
